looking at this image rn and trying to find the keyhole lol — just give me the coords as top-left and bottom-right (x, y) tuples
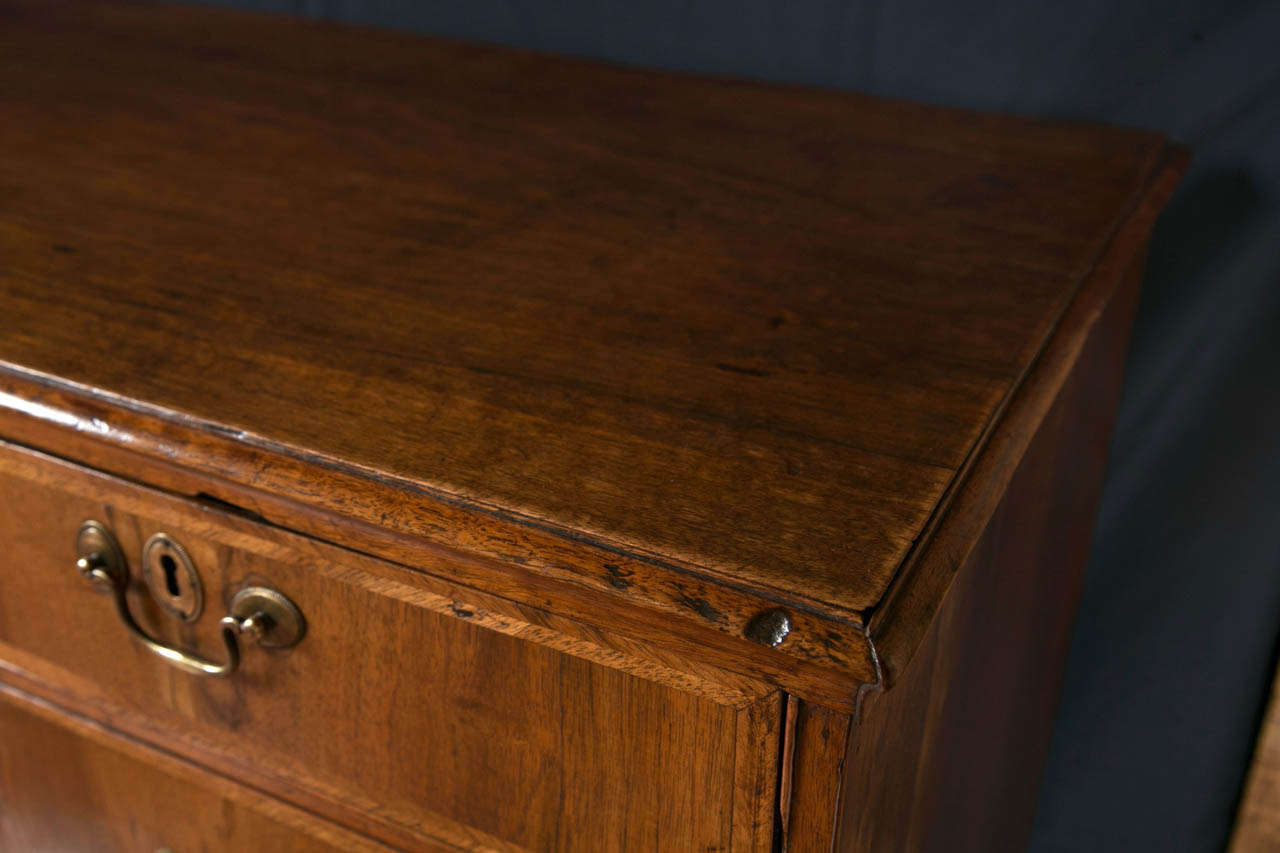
(160, 553), (181, 597)
(142, 534), (202, 621)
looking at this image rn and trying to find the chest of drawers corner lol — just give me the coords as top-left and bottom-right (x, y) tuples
(0, 1), (1183, 850)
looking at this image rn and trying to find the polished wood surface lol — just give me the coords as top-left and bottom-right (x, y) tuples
(779, 698), (851, 852)
(866, 151), (1186, 682)
(831, 240), (1149, 851)
(0, 2), (1188, 848)
(0, 684), (391, 853)
(0, 440), (779, 852)
(0, 0), (1181, 679)
(1231, 661), (1280, 851)
(0, 379), (876, 708)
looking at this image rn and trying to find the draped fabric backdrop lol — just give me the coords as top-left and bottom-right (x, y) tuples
(179, 1), (1280, 848)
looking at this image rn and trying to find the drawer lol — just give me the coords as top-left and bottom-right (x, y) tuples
(0, 441), (780, 852)
(0, 683), (388, 853)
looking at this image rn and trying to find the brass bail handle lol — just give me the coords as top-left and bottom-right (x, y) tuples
(75, 520), (304, 678)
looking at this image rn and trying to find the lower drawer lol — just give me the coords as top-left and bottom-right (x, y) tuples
(0, 684), (387, 852)
(0, 440), (780, 851)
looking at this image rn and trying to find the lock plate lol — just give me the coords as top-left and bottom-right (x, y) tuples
(141, 533), (203, 622)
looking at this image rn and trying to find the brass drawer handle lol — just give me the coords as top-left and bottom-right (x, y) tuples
(75, 520), (304, 678)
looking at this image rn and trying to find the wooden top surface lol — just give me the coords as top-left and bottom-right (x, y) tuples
(0, 1), (1174, 627)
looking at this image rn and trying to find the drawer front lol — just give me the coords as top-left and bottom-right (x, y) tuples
(0, 684), (389, 853)
(0, 441), (780, 852)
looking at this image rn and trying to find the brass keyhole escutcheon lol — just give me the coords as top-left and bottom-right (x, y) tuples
(142, 533), (203, 622)
(76, 520), (306, 678)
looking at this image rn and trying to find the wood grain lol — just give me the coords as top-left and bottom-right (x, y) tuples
(1231, 661), (1280, 852)
(833, 242), (1150, 851)
(0, 0), (1177, 671)
(733, 693), (785, 852)
(0, 387), (876, 706)
(0, 2), (1188, 846)
(0, 440), (781, 852)
(0, 683), (394, 853)
(867, 147), (1188, 684)
(779, 699), (852, 852)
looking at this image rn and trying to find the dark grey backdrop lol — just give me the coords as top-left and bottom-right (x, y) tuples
(178, 1), (1280, 849)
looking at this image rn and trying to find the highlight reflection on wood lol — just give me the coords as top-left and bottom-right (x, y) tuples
(0, 0), (1184, 848)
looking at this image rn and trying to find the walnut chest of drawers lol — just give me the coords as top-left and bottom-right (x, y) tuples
(0, 2), (1183, 850)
